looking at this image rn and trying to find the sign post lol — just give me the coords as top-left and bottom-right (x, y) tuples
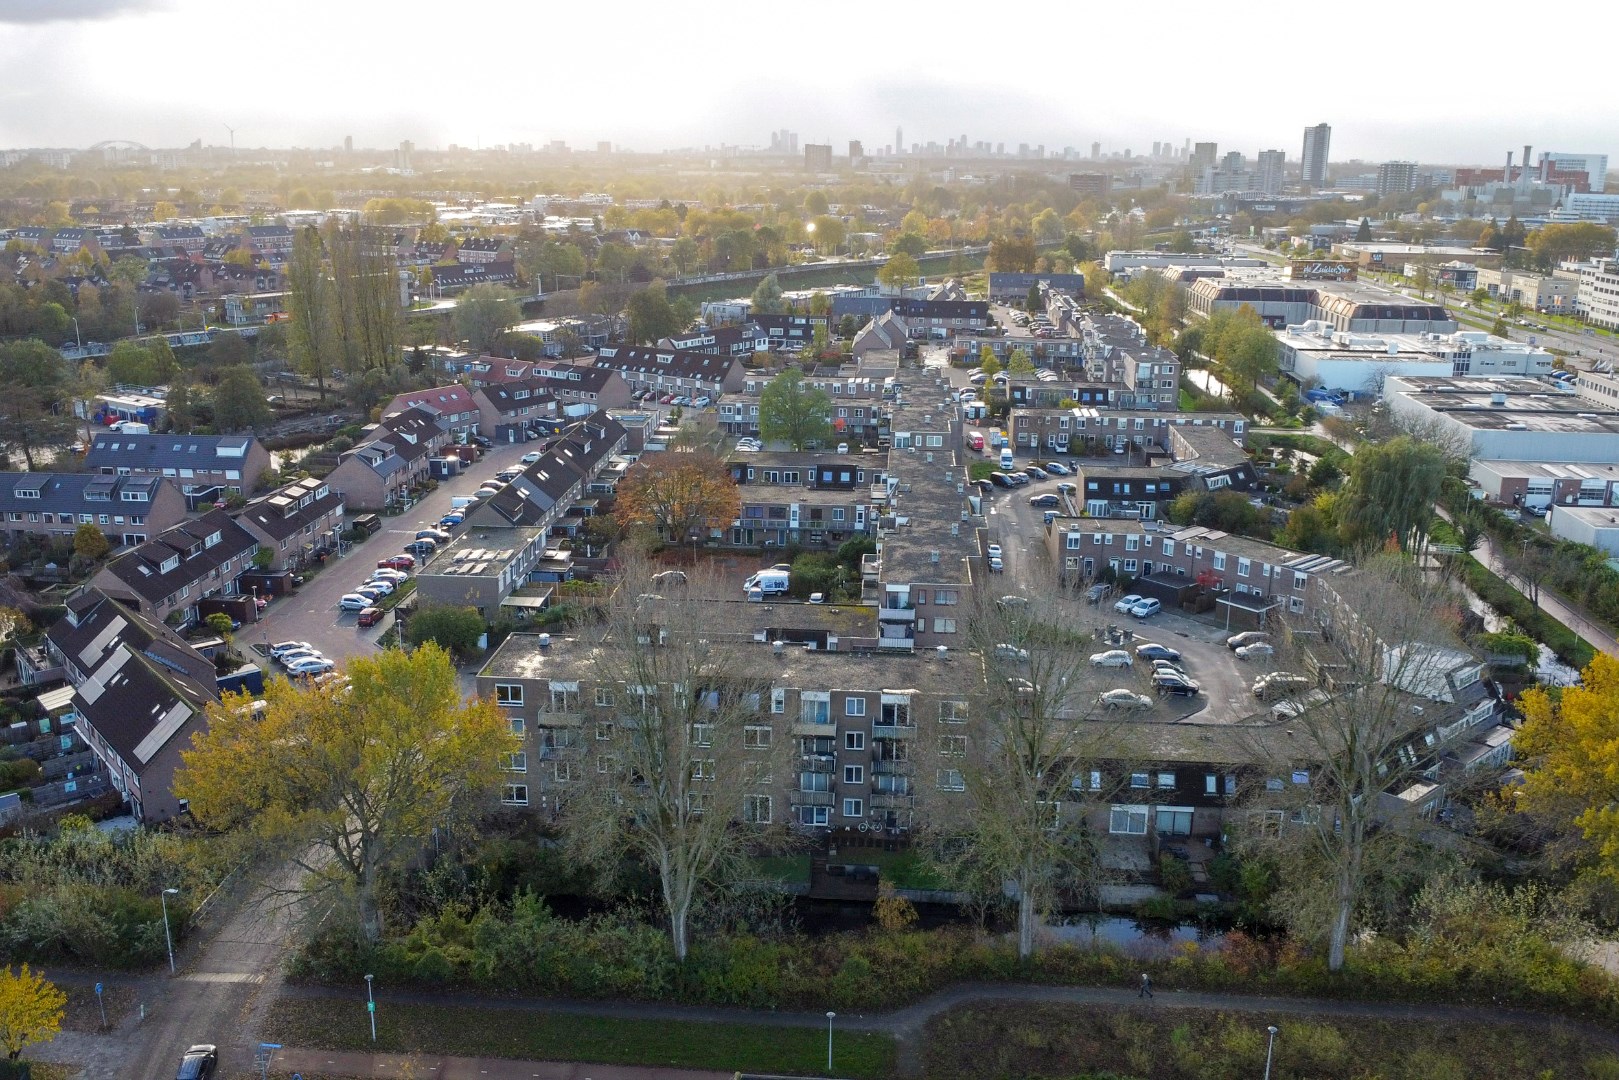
(94, 982), (105, 1029)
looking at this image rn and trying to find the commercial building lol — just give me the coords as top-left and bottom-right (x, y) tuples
(1469, 459), (1619, 511)
(804, 144), (833, 172)
(1541, 152), (1608, 192)
(1475, 267), (1580, 311)
(1068, 173), (1110, 198)
(1301, 124), (1331, 186)
(1255, 150), (1286, 196)
(1185, 276), (1457, 334)
(1275, 324), (1555, 395)
(1546, 504), (1619, 557)
(1383, 375), (1619, 461)
(1574, 259), (1619, 330)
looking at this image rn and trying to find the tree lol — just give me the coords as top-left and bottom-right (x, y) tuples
(1335, 436), (1446, 554)
(176, 645), (505, 943)
(987, 232), (1037, 273)
(1220, 325), (1278, 394)
(205, 612), (235, 640)
(563, 563), (790, 960)
(929, 590), (1124, 959)
(877, 252), (920, 292)
(453, 283), (522, 354)
(325, 223), (401, 373)
(286, 225), (335, 399)
(72, 523), (110, 561)
(405, 605), (486, 656)
(1355, 217), (1372, 241)
(1527, 222), (1617, 269)
(625, 282), (682, 344)
(1515, 653), (1619, 888)
(1237, 557), (1466, 971)
(0, 964), (66, 1061)
(1500, 539), (1557, 607)
(211, 365), (271, 432)
(105, 341), (177, 387)
(758, 367), (832, 451)
(1005, 347), (1037, 377)
(0, 341), (77, 468)
(750, 272), (786, 315)
(615, 451), (740, 545)
(890, 232), (928, 259)
(1026, 284), (1043, 313)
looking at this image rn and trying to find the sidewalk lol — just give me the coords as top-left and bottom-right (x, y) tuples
(271, 1047), (732, 1080)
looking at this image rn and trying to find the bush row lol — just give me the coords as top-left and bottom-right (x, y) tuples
(291, 891), (1619, 1027)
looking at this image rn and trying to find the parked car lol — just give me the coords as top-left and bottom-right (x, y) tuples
(988, 556), (1004, 572)
(1235, 642), (1276, 660)
(520, 451), (543, 464)
(371, 568), (409, 583)
(408, 538), (438, 556)
(1007, 472), (1029, 486)
(1153, 672), (1201, 696)
(1057, 481), (1077, 495)
(276, 647), (323, 666)
(1226, 631), (1270, 651)
(339, 593), (372, 611)
(1135, 643), (1182, 662)
(470, 434), (493, 449)
(357, 607), (385, 628)
(355, 583), (390, 601)
(1113, 593), (1144, 614)
(286, 656), (336, 677)
(1024, 466), (1047, 481)
(269, 640), (312, 661)
(1253, 672), (1313, 700)
(989, 471), (1015, 488)
(971, 479), (994, 493)
(176, 1044), (218, 1080)
(416, 528), (451, 542)
(694, 396), (711, 408)
(1089, 650), (1133, 668)
(994, 643), (1030, 661)
(986, 543), (1003, 560)
(378, 554), (416, 571)
(439, 512), (464, 527)
(362, 577), (397, 595)
(996, 595), (1028, 609)
(1042, 461), (1071, 475)
(1152, 658), (1191, 680)
(1029, 493), (1061, 508)
(1129, 598), (1162, 619)
(1098, 688), (1153, 709)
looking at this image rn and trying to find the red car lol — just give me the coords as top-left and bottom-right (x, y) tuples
(378, 554), (416, 571)
(357, 607), (384, 627)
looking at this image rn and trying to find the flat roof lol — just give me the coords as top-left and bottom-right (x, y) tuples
(1552, 505), (1619, 529)
(1473, 459), (1619, 481)
(419, 527), (547, 578)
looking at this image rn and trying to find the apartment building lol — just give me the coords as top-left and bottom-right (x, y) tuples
(85, 432), (271, 500)
(725, 451), (880, 549)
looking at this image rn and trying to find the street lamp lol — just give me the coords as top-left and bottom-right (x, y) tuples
(71, 317), (82, 349)
(365, 973), (376, 1042)
(825, 1011), (836, 1073)
(160, 888), (180, 973)
(1263, 1025), (1279, 1080)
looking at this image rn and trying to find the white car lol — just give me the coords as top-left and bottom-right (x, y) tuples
(1129, 598), (1162, 619)
(361, 578), (396, 596)
(354, 583), (390, 601)
(269, 640), (312, 661)
(986, 543), (1003, 560)
(1235, 642), (1276, 660)
(1113, 593), (1144, 614)
(1089, 650), (1133, 668)
(370, 568), (409, 583)
(277, 647), (323, 666)
(339, 593), (373, 611)
(520, 451), (542, 464)
(988, 556), (1004, 573)
(994, 643), (1030, 661)
(1098, 688), (1153, 709)
(1227, 631), (1271, 651)
(286, 656), (336, 677)
(694, 396), (711, 408)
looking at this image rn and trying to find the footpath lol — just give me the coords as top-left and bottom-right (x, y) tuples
(270, 1047), (732, 1080)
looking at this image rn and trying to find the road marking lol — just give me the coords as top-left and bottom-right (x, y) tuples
(177, 972), (264, 983)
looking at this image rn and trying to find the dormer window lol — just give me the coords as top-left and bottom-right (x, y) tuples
(160, 555), (180, 573)
(205, 530), (222, 548)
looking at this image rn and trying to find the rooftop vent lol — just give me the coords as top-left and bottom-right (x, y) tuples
(537, 633), (551, 652)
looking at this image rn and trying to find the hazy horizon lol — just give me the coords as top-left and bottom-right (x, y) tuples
(0, 0), (1613, 168)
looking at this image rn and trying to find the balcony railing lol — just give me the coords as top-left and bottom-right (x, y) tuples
(793, 790), (836, 807)
(872, 721), (916, 739)
(877, 603), (916, 622)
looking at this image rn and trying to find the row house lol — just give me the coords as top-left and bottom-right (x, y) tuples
(383, 384), (483, 441)
(244, 224), (295, 261)
(234, 476), (346, 572)
(1073, 464), (1186, 520)
(1045, 519), (1345, 626)
(589, 344), (748, 398)
(473, 382), (560, 443)
(85, 432), (272, 503)
(1008, 407), (1247, 455)
(475, 632), (981, 833)
(454, 236), (511, 264)
(413, 526), (556, 617)
(528, 363), (636, 411)
(0, 473), (188, 549)
(1004, 379), (1114, 409)
(324, 407), (449, 511)
(725, 451), (880, 548)
(44, 588), (222, 823)
(753, 313), (833, 349)
(890, 298), (990, 334)
(89, 508), (258, 627)
(1163, 426), (1260, 494)
(461, 355), (541, 387)
(464, 412), (629, 532)
(659, 323), (767, 357)
(153, 225), (207, 252)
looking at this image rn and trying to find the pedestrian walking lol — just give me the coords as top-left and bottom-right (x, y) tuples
(1139, 972), (1153, 999)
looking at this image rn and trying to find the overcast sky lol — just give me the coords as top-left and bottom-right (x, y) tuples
(0, 0), (1613, 167)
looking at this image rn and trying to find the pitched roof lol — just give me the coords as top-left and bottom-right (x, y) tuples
(95, 508), (257, 605)
(890, 298), (989, 319)
(343, 406), (443, 470)
(0, 472), (169, 516)
(590, 344), (741, 382)
(389, 384), (478, 424)
(472, 412), (626, 527)
(85, 432), (259, 473)
(235, 476), (345, 542)
(476, 381), (558, 416)
(46, 588), (218, 768)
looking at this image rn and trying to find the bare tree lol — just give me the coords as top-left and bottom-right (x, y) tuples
(1500, 538), (1557, 608)
(925, 588), (1131, 959)
(1236, 556), (1474, 971)
(561, 559), (792, 961)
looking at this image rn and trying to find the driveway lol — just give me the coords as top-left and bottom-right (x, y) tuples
(245, 440), (549, 669)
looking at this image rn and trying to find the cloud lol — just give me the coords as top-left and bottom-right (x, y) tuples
(0, 0), (168, 23)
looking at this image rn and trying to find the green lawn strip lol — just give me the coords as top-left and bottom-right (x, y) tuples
(264, 996), (895, 1079)
(835, 847), (947, 890)
(921, 1001), (1617, 1080)
(1444, 543), (1595, 669)
(376, 579), (416, 612)
(750, 853), (811, 885)
(967, 460), (996, 483)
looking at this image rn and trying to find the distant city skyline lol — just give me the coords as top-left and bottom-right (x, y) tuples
(0, 0), (1614, 169)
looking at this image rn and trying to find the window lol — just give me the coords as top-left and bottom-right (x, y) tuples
(771, 689), (786, 713)
(1130, 772), (1150, 789)
(800, 771), (831, 792)
(501, 751), (527, 773)
(845, 731), (865, 751)
(742, 761), (773, 785)
(595, 687), (614, 707)
(1290, 597), (1306, 613)
(1157, 772), (1176, 789)
(845, 696), (867, 717)
(743, 725), (773, 749)
(1237, 558), (1251, 577)
(595, 721), (613, 741)
(508, 716), (525, 736)
(743, 794), (772, 824)
(1125, 535), (1139, 552)
(842, 797), (864, 818)
(939, 734), (967, 756)
(1066, 534), (1082, 549)
(690, 722), (714, 747)
(691, 759), (715, 781)
(553, 761), (575, 783)
(549, 685), (578, 711)
(1156, 807), (1193, 835)
(1109, 805), (1149, 834)
(495, 684), (523, 706)
(1206, 774), (1218, 795)
(800, 692), (830, 724)
(502, 784), (529, 806)
(1212, 552), (1226, 571)
(937, 769), (966, 791)
(1225, 774), (1238, 796)
(940, 700), (968, 723)
(843, 764), (865, 785)
(932, 617), (957, 633)
(800, 805), (831, 826)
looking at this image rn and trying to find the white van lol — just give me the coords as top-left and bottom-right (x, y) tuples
(743, 569), (790, 597)
(1000, 448), (1015, 470)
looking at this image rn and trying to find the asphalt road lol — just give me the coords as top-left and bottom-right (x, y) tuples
(246, 438), (557, 669)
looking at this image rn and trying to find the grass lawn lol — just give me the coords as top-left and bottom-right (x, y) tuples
(264, 996), (896, 1079)
(968, 460), (996, 483)
(921, 1001), (1619, 1080)
(1178, 387), (1197, 410)
(751, 852), (812, 886)
(835, 847), (947, 890)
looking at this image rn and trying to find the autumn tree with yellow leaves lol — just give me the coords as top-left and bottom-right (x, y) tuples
(0, 964), (66, 1061)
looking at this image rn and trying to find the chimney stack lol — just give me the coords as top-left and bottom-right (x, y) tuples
(1522, 144), (1533, 190)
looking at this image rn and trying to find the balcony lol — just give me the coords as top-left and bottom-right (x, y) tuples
(872, 721), (916, 739)
(794, 790), (836, 807)
(793, 713), (836, 737)
(871, 792), (916, 811)
(878, 596), (915, 621)
(861, 552), (881, 581)
(871, 757), (910, 776)
(876, 633), (914, 652)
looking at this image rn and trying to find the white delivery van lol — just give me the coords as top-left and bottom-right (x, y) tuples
(743, 569), (791, 598)
(1000, 448), (1015, 470)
